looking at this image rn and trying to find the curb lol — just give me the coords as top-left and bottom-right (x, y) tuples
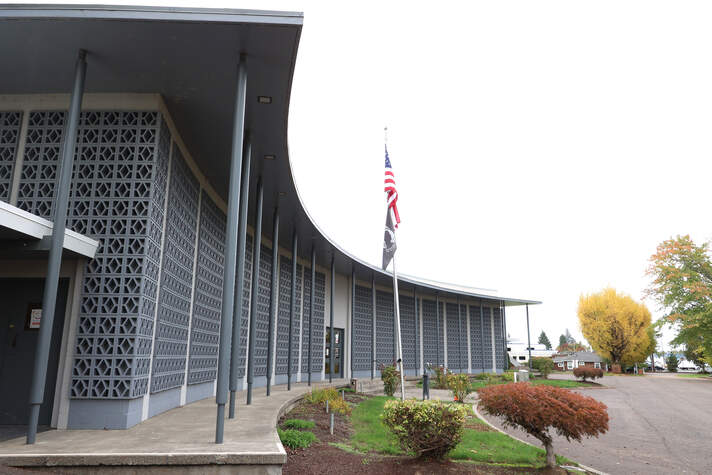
(472, 403), (608, 475)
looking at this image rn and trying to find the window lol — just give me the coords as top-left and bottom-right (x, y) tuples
(594, 362), (601, 369)
(567, 361), (574, 369)
(519, 356), (526, 361)
(558, 362), (564, 367)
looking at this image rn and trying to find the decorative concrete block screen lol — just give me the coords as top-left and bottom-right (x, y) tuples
(399, 294), (418, 371)
(375, 290), (395, 365)
(20, 110), (172, 399)
(238, 234), (253, 378)
(311, 271), (325, 372)
(255, 244), (272, 377)
(482, 306), (493, 370)
(469, 304), (484, 371)
(446, 303), (464, 372)
(294, 263), (302, 375)
(421, 299), (441, 367)
(300, 267), (311, 373)
(0, 111), (21, 202)
(187, 191), (226, 385)
(352, 285), (373, 372)
(276, 256), (291, 375)
(151, 147), (199, 393)
(493, 306), (505, 370)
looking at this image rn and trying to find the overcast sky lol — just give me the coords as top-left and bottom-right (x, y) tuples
(34, 0), (712, 350)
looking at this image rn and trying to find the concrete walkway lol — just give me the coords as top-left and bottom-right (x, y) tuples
(0, 379), (348, 472)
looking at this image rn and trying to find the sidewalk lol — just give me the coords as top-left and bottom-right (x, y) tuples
(0, 379), (348, 472)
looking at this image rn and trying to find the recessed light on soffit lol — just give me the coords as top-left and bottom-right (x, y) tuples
(257, 96), (272, 104)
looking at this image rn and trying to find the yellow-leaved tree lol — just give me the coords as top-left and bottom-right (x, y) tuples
(577, 288), (653, 366)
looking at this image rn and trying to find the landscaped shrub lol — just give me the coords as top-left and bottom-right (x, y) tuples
(573, 366), (603, 382)
(473, 372), (491, 381)
(382, 399), (467, 459)
(379, 362), (401, 397)
(502, 371), (515, 382)
(282, 418), (316, 430)
(433, 366), (452, 389)
(304, 387), (351, 414)
(328, 396), (352, 415)
(278, 428), (318, 449)
(479, 383), (609, 467)
(447, 373), (472, 402)
(531, 357), (555, 379)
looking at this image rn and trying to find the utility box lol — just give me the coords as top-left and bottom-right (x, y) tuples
(518, 369), (530, 382)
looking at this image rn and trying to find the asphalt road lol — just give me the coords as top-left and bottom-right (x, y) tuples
(481, 374), (712, 475)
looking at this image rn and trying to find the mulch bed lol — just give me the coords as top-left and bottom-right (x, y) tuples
(279, 393), (570, 474)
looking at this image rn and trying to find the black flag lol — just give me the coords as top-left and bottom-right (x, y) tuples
(382, 209), (397, 270)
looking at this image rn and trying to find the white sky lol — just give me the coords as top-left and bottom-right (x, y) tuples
(31, 1), (712, 349)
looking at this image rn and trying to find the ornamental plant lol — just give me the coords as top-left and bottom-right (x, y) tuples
(479, 383), (609, 467)
(378, 362), (400, 397)
(447, 373), (472, 402)
(531, 357), (554, 379)
(433, 365), (452, 389)
(382, 399), (467, 459)
(572, 366), (603, 382)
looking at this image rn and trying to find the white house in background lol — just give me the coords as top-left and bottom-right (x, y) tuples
(553, 351), (602, 371)
(507, 337), (556, 366)
(677, 359), (702, 372)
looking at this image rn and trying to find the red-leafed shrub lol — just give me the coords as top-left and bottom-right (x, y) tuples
(573, 366), (604, 382)
(479, 383), (609, 467)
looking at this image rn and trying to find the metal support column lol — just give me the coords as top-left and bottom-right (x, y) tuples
(27, 49), (87, 445)
(350, 265), (355, 379)
(457, 295), (463, 373)
(288, 230), (297, 390)
(371, 273), (376, 380)
(265, 208), (279, 396)
(329, 254), (335, 382)
(308, 245), (315, 385)
(228, 134), (251, 419)
(435, 293), (440, 367)
(246, 179), (263, 404)
(479, 300), (485, 372)
(501, 301), (507, 370)
(216, 54), (248, 442)
(526, 303), (532, 369)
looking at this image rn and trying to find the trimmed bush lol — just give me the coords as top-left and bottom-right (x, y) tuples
(278, 428), (318, 449)
(447, 373), (472, 402)
(502, 372), (515, 382)
(382, 399), (467, 459)
(282, 418), (316, 430)
(379, 362), (401, 397)
(573, 366), (603, 382)
(473, 372), (491, 380)
(479, 383), (609, 467)
(531, 357), (555, 379)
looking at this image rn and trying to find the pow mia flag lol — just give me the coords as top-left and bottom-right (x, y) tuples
(382, 209), (397, 270)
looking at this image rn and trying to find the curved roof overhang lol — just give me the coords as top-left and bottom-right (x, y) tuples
(0, 4), (540, 307)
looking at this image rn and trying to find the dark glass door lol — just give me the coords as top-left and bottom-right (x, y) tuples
(325, 327), (344, 378)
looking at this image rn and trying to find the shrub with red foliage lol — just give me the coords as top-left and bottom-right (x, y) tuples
(479, 383), (609, 467)
(573, 366), (604, 382)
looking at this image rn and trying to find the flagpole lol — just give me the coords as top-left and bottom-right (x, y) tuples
(390, 212), (406, 402)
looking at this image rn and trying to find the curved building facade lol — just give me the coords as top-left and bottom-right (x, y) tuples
(0, 5), (538, 431)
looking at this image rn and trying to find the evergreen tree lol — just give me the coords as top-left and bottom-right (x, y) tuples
(538, 331), (552, 350)
(559, 334), (567, 349)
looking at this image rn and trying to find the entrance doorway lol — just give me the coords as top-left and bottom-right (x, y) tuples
(325, 327), (344, 378)
(0, 278), (69, 427)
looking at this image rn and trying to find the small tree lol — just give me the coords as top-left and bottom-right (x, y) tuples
(479, 383), (609, 467)
(573, 366), (603, 382)
(447, 373), (472, 402)
(378, 362), (400, 396)
(433, 366), (452, 389)
(538, 331), (552, 350)
(665, 353), (679, 372)
(531, 357), (554, 379)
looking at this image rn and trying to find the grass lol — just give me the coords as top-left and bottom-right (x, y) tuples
(677, 373), (712, 378)
(278, 428), (318, 449)
(529, 379), (591, 388)
(345, 395), (573, 468)
(282, 418), (316, 430)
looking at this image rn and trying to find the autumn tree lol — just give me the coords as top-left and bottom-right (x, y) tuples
(538, 331), (552, 350)
(577, 288), (653, 366)
(646, 235), (712, 366)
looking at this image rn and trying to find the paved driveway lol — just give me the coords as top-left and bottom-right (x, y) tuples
(481, 374), (712, 475)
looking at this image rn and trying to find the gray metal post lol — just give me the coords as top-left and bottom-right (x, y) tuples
(526, 303), (532, 369)
(479, 300), (485, 372)
(308, 245), (315, 385)
(228, 135), (251, 419)
(246, 179), (263, 404)
(501, 301), (507, 370)
(371, 273), (375, 380)
(435, 293), (440, 367)
(288, 230), (297, 390)
(350, 265), (355, 379)
(216, 55), (248, 441)
(457, 296), (463, 373)
(266, 208), (279, 397)
(27, 49), (87, 445)
(329, 254), (335, 382)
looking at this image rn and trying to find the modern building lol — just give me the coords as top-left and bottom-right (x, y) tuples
(0, 4), (539, 434)
(507, 338), (555, 366)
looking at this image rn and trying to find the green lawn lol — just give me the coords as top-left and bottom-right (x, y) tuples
(677, 373), (712, 379)
(529, 379), (591, 388)
(345, 395), (572, 468)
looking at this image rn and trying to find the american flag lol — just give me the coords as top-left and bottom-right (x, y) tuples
(384, 145), (401, 228)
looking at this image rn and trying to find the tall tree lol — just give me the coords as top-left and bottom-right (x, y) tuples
(564, 328), (575, 344)
(646, 235), (712, 366)
(558, 334), (567, 349)
(538, 331), (552, 350)
(578, 288), (653, 366)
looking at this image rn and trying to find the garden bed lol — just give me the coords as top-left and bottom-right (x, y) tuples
(279, 391), (588, 474)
